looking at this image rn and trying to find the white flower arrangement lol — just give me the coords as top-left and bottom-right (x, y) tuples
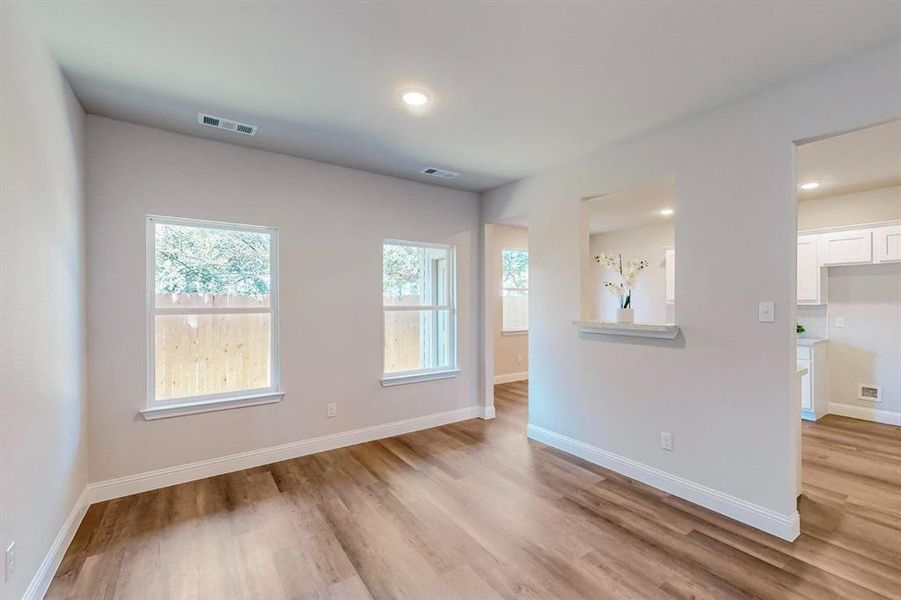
(595, 253), (649, 309)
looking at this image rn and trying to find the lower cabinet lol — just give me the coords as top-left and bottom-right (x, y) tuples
(798, 342), (828, 421)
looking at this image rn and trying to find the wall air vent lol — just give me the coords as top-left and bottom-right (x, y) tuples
(858, 384), (881, 402)
(420, 167), (460, 180)
(198, 113), (257, 136)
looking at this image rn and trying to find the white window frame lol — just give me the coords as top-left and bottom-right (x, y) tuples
(501, 248), (529, 334)
(381, 239), (458, 386)
(142, 215), (282, 420)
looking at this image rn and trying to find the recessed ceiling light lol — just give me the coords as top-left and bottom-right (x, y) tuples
(401, 90), (430, 106)
(799, 182), (820, 190)
(659, 208), (675, 216)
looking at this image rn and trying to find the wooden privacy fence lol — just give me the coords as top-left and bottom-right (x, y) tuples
(154, 294), (270, 400)
(154, 294), (432, 399)
(384, 311), (424, 373)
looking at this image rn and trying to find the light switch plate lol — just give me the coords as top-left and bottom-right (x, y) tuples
(758, 301), (775, 323)
(835, 316), (845, 328)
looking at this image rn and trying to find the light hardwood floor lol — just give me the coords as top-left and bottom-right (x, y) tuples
(48, 381), (901, 599)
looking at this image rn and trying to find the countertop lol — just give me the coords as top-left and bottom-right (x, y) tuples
(797, 338), (828, 347)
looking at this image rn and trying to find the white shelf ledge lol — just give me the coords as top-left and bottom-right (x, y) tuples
(573, 320), (680, 339)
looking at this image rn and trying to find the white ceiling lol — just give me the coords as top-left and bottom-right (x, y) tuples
(20, 1), (901, 192)
(585, 178), (676, 235)
(797, 120), (901, 201)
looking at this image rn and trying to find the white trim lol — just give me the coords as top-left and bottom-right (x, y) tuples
(798, 218), (901, 236)
(380, 369), (460, 387)
(828, 402), (901, 426)
(23, 488), (90, 600)
(479, 405), (496, 420)
(383, 304), (454, 311)
(86, 406), (481, 504)
(383, 238), (453, 250)
(153, 306), (271, 315)
(526, 423), (800, 541)
(140, 391), (284, 420)
(494, 371), (529, 384)
(501, 329), (528, 336)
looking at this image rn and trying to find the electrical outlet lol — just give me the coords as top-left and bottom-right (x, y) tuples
(517, 354), (524, 364)
(660, 431), (673, 452)
(835, 316), (845, 328)
(327, 403), (337, 418)
(5, 542), (15, 582)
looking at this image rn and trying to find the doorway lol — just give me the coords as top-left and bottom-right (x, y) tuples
(483, 220), (529, 420)
(792, 120), (901, 537)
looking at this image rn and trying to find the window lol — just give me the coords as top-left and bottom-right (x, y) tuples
(502, 249), (528, 332)
(144, 216), (280, 418)
(382, 240), (457, 384)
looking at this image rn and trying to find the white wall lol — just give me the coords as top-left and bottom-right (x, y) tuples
(798, 185), (901, 231)
(588, 223), (674, 323)
(483, 41), (900, 538)
(0, 6), (88, 598)
(86, 116), (480, 482)
(490, 224), (529, 380)
(826, 264), (901, 416)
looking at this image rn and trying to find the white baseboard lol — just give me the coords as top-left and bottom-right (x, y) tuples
(494, 371), (528, 385)
(480, 405), (496, 420)
(26, 406), (481, 597)
(828, 402), (901, 426)
(526, 424), (800, 542)
(86, 405), (481, 504)
(23, 488), (90, 600)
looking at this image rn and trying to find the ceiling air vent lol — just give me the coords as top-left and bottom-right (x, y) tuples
(198, 113), (257, 136)
(421, 167), (460, 180)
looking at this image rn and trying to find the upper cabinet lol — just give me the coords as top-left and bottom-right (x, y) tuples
(797, 235), (825, 305)
(873, 225), (901, 263)
(819, 229), (873, 265)
(796, 221), (900, 305)
(664, 247), (675, 305)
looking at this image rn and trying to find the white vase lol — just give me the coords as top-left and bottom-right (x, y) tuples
(616, 308), (634, 324)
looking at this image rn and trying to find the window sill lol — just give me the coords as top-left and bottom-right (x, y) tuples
(501, 329), (528, 336)
(140, 391), (284, 421)
(381, 370), (460, 387)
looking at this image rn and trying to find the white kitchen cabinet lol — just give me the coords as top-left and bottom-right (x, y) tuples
(873, 225), (901, 263)
(797, 341), (828, 421)
(797, 235), (826, 305)
(664, 247), (675, 305)
(819, 229), (873, 265)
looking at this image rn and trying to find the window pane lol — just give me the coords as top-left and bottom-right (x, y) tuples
(155, 222), (271, 308)
(501, 249), (528, 289)
(384, 310), (451, 374)
(383, 243), (450, 306)
(154, 313), (271, 401)
(502, 289), (529, 331)
(502, 250), (528, 330)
